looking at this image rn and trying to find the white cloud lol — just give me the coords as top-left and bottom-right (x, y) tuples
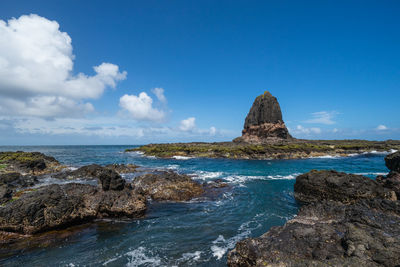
(294, 125), (321, 135)
(305, 111), (337, 125)
(179, 117), (196, 131)
(119, 92), (165, 122)
(0, 14), (126, 118)
(376, 125), (388, 131)
(209, 126), (217, 135)
(152, 88), (167, 103)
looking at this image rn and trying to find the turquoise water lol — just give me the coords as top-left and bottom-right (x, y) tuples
(0, 146), (390, 266)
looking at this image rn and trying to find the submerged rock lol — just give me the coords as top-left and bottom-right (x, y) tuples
(0, 183), (146, 235)
(133, 171), (204, 201)
(228, 170), (400, 266)
(234, 91), (292, 144)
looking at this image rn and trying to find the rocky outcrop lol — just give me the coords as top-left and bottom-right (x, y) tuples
(234, 91), (292, 144)
(0, 151), (63, 175)
(133, 171), (204, 201)
(0, 183), (146, 235)
(98, 168), (126, 191)
(228, 169), (400, 267)
(0, 172), (39, 204)
(377, 151), (400, 199)
(295, 170), (396, 204)
(54, 164), (138, 180)
(385, 151), (400, 172)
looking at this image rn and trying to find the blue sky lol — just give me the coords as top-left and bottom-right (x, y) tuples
(0, 0), (399, 145)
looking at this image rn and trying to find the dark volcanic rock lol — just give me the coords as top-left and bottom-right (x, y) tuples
(133, 171), (204, 201)
(0, 183), (146, 234)
(235, 91), (292, 144)
(54, 164), (106, 180)
(295, 170), (396, 204)
(228, 170), (400, 267)
(377, 151), (400, 199)
(385, 151), (400, 172)
(98, 169), (126, 191)
(0, 172), (38, 189)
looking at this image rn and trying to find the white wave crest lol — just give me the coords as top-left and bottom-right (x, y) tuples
(194, 171), (224, 180)
(126, 247), (162, 267)
(172, 156), (193, 160)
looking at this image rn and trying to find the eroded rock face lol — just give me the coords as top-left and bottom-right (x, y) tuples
(235, 92), (292, 144)
(228, 170), (400, 267)
(133, 171), (204, 201)
(0, 183), (146, 234)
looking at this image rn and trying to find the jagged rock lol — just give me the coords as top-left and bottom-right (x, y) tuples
(0, 172), (38, 189)
(0, 183), (146, 234)
(295, 170), (397, 204)
(133, 171), (204, 201)
(98, 169), (126, 191)
(385, 151), (400, 172)
(228, 170), (400, 267)
(234, 91), (292, 144)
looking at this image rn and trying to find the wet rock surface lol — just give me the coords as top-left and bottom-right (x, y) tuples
(228, 166), (400, 267)
(0, 183), (146, 235)
(133, 171), (204, 201)
(235, 91), (292, 143)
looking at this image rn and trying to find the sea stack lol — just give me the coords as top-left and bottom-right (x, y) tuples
(235, 91), (292, 143)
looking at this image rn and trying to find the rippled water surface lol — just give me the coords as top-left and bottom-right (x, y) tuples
(0, 145), (390, 266)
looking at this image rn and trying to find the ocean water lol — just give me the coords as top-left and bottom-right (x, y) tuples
(0, 145), (391, 266)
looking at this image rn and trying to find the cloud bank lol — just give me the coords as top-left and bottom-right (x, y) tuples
(0, 14), (126, 118)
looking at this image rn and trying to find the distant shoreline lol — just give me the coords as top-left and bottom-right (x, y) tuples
(126, 139), (400, 160)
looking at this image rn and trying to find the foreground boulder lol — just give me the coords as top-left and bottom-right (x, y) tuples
(0, 183), (146, 235)
(228, 170), (400, 267)
(133, 171), (204, 201)
(0, 151), (63, 175)
(234, 91), (292, 144)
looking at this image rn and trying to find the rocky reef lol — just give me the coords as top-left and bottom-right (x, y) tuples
(0, 151), (223, 245)
(234, 91), (292, 143)
(133, 171), (204, 201)
(227, 152), (400, 267)
(0, 151), (64, 175)
(127, 140), (400, 160)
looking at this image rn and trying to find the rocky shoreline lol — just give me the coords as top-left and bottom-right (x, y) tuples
(0, 151), (227, 247)
(126, 139), (400, 160)
(227, 151), (400, 266)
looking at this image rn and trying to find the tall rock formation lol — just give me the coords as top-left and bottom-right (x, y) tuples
(235, 91), (292, 143)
